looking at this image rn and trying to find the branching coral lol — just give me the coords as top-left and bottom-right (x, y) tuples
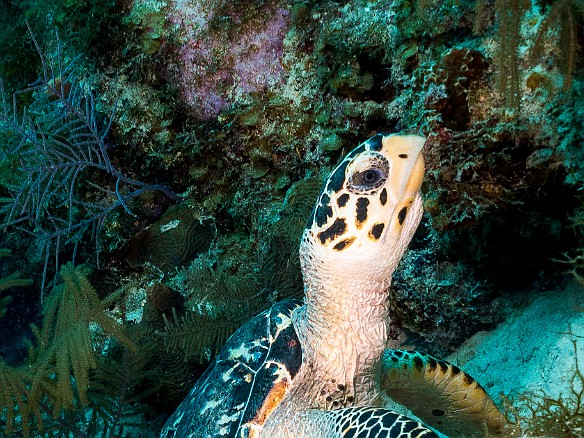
(0, 264), (142, 436)
(530, 0), (584, 91)
(0, 30), (177, 293)
(27, 264), (134, 416)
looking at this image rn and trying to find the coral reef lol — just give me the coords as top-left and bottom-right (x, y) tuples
(0, 0), (583, 435)
(0, 31), (178, 293)
(164, 0), (290, 119)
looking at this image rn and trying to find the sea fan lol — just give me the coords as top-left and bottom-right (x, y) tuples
(0, 28), (177, 294)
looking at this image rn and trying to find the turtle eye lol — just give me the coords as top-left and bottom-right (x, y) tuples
(349, 166), (387, 191)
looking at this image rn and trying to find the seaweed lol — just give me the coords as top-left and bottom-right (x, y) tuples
(530, 0), (584, 91)
(0, 263), (142, 437)
(504, 335), (584, 437)
(0, 28), (177, 295)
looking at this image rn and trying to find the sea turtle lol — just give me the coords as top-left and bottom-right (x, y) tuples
(160, 133), (506, 438)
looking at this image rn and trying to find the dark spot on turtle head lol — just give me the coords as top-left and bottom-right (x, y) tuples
(346, 396), (354, 403)
(331, 379), (336, 383)
(326, 395), (333, 402)
(326, 160), (349, 193)
(399, 153), (408, 159)
(379, 188), (387, 206)
(337, 193), (350, 208)
(314, 193), (333, 227)
(337, 384), (346, 391)
(368, 223), (385, 240)
(318, 218), (347, 244)
(463, 373), (475, 385)
(332, 401), (340, 407)
(398, 206), (408, 225)
(368, 134), (384, 151)
(333, 237), (356, 251)
(315, 204), (333, 227)
(432, 409), (445, 417)
(320, 389), (327, 396)
(356, 197), (369, 228)
(413, 355), (424, 372)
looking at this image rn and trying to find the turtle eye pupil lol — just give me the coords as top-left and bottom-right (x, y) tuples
(363, 170), (378, 183)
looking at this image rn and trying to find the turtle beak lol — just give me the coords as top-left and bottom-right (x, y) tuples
(381, 134), (425, 202)
(381, 135), (425, 237)
(404, 152), (425, 198)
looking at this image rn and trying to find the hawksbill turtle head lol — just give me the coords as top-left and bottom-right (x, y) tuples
(300, 133), (425, 285)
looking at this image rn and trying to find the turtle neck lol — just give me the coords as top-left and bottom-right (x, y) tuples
(292, 257), (393, 408)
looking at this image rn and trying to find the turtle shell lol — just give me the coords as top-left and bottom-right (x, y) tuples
(160, 298), (303, 438)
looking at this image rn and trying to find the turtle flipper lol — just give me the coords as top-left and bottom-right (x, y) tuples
(381, 350), (507, 437)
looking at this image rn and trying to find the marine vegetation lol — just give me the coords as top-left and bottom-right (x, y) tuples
(0, 30), (177, 294)
(502, 336), (584, 437)
(0, 264), (159, 437)
(0, 0), (582, 435)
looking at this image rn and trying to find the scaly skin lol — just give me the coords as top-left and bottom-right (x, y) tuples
(260, 135), (428, 437)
